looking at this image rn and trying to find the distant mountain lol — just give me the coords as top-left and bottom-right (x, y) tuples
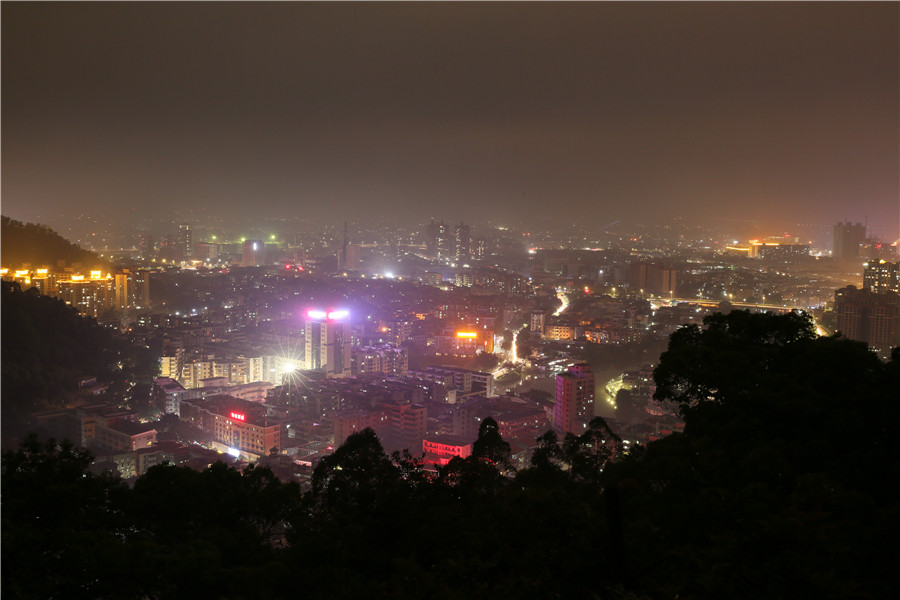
(1, 216), (109, 270)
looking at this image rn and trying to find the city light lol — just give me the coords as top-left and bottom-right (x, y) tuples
(230, 412), (246, 421)
(307, 310), (327, 320)
(456, 332), (478, 338)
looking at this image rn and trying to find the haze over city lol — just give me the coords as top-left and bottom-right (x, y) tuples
(3, 2), (898, 241)
(4, 4), (900, 599)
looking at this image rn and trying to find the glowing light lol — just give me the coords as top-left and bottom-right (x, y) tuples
(230, 412), (246, 421)
(308, 310), (327, 320)
(36, 269), (48, 275)
(282, 361), (297, 374)
(90, 270), (103, 279)
(252, 242), (258, 251)
(227, 447), (241, 458)
(328, 310), (349, 320)
(457, 332), (478, 338)
(270, 234), (276, 240)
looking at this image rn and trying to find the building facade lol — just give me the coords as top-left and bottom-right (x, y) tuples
(553, 363), (595, 435)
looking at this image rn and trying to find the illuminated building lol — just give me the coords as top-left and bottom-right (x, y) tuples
(114, 272), (130, 310)
(423, 434), (472, 467)
(543, 323), (578, 341)
(131, 269), (151, 309)
(242, 239), (264, 267)
(425, 219), (453, 260)
(725, 237), (809, 261)
(160, 354), (184, 381)
(530, 309), (546, 337)
(833, 222), (867, 261)
(57, 274), (114, 318)
(454, 272), (473, 287)
(380, 319), (411, 344)
(432, 329), (494, 356)
(154, 377), (190, 416)
(351, 344), (409, 376)
(178, 223), (193, 259)
(305, 309), (351, 378)
(834, 285), (900, 348)
(863, 260), (900, 294)
(409, 365), (496, 397)
(423, 271), (443, 287)
(471, 238), (486, 261)
(553, 363), (595, 435)
(454, 222), (470, 263)
(180, 395), (284, 458)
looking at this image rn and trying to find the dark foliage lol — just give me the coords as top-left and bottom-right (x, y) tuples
(1, 281), (159, 438)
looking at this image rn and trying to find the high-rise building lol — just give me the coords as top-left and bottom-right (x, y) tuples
(833, 222), (867, 262)
(113, 269), (151, 310)
(114, 272), (130, 310)
(242, 240), (264, 267)
(178, 223), (193, 260)
(553, 363), (595, 435)
(834, 285), (900, 348)
(342, 244), (361, 271)
(530, 309), (547, 338)
(58, 273), (114, 318)
(455, 272), (473, 287)
(454, 222), (471, 263)
(629, 262), (678, 297)
(305, 310), (351, 378)
(423, 271), (443, 287)
(863, 260), (900, 295)
(425, 220), (453, 260)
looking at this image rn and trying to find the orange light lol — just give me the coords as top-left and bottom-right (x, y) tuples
(456, 332), (478, 338)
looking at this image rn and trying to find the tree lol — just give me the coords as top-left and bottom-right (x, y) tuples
(472, 416), (512, 468)
(2, 436), (136, 599)
(603, 310), (900, 599)
(308, 428), (400, 517)
(653, 310), (817, 409)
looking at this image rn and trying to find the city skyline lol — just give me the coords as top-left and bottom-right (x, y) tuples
(3, 2), (898, 240)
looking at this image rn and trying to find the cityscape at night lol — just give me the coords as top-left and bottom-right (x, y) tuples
(2, 3), (899, 599)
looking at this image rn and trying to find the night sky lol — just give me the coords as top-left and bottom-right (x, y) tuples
(3, 3), (898, 239)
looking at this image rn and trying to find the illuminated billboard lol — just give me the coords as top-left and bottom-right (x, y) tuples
(230, 412), (246, 421)
(307, 309), (349, 321)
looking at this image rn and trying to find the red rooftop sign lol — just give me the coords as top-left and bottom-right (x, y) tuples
(230, 412), (246, 421)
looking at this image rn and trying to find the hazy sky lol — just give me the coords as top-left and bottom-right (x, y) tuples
(3, 2), (898, 239)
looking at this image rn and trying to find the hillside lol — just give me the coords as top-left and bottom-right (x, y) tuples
(1, 281), (160, 443)
(1, 216), (108, 269)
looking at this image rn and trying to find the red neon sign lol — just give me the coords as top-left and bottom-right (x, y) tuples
(230, 412), (246, 421)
